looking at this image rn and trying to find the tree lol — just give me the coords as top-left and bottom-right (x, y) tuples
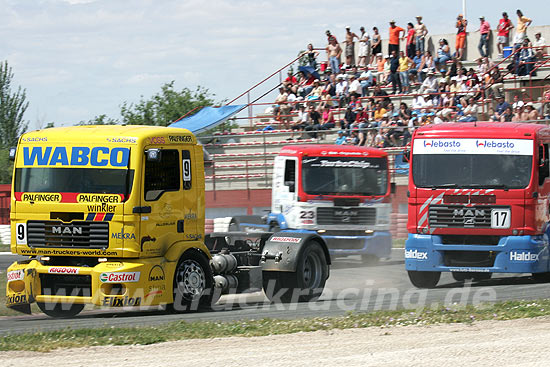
(0, 61), (28, 147)
(119, 81), (215, 126)
(78, 114), (118, 126)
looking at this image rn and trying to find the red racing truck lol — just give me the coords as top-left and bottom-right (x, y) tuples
(406, 122), (550, 287)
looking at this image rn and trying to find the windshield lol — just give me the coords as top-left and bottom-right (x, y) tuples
(15, 168), (134, 198)
(301, 156), (388, 196)
(412, 154), (532, 189)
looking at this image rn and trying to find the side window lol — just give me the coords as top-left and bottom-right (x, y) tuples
(182, 150), (192, 190)
(144, 150), (180, 201)
(284, 160), (296, 193)
(539, 144), (550, 186)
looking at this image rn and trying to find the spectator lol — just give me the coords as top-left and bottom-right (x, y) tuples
(517, 38), (536, 76)
(511, 105), (524, 122)
(348, 74), (362, 97)
(409, 49), (424, 82)
(344, 26), (359, 68)
(458, 97), (479, 122)
(305, 105), (322, 138)
(455, 14), (468, 60)
(477, 16), (491, 58)
(284, 70), (297, 84)
(533, 32), (547, 60)
(372, 84), (391, 108)
(415, 16), (428, 54)
(500, 106), (514, 122)
(419, 69), (438, 94)
(340, 105), (356, 130)
(388, 20), (405, 55)
(497, 12), (514, 56)
(326, 37), (342, 74)
(525, 102), (540, 120)
(335, 130), (347, 145)
(274, 86), (291, 129)
(358, 26), (371, 67)
(371, 27), (382, 65)
(435, 39), (451, 66)
(485, 67), (504, 98)
(406, 22), (416, 58)
(418, 50), (435, 82)
(335, 74), (349, 107)
(304, 44), (319, 70)
(398, 50), (413, 94)
(514, 10), (532, 46)
(348, 128), (360, 145)
(306, 79), (323, 100)
(373, 101), (388, 123)
(359, 67), (374, 96)
(512, 94), (525, 109)
(326, 30), (337, 43)
(389, 50), (402, 94)
(289, 104), (309, 140)
(320, 105), (336, 130)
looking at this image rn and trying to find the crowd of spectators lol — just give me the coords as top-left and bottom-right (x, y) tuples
(268, 9), (549, 148)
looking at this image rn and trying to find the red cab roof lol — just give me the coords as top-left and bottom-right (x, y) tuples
(278, 144), (388, 158)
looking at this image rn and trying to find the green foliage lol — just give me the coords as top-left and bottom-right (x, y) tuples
(0, 61), (28, 147)
(0, 149), (12, 184)
(119, 81), (215, 126)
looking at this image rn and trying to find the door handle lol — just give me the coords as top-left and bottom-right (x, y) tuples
(177, 220), (185, 233)
(133, 206), (151, 214)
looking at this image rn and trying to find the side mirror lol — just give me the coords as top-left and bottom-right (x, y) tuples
(540, 144), (546, 167)
(403, 149), (410, 162)
(145, 149), (161, 162)
(8, 147), (16, 161)
(391, 182), (396, 194)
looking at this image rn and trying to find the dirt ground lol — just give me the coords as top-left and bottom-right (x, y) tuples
(3, 317), (550, 366)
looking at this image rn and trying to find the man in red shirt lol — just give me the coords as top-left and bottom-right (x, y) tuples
(477, 16), (491, 58)
(388, 20), (404, 55)
(284, 70), (297, 84)
(497, 12), (514, 56)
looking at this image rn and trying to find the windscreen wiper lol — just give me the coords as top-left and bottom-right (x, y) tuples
(464, 183), (509, 191)
(423, 183), (458, 189)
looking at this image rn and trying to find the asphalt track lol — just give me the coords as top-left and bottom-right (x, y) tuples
(1, 249), (550, 335)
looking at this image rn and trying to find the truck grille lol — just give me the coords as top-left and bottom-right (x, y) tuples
(40, 274), (92, 297)
(27, 221), (109, 248)
(317, 207), (376, 225)
(429, 205), (507, 228)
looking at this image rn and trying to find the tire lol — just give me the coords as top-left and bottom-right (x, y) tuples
(532, 272), (550, 283)
(361, 254), (380, 266)
(171, 251), (215, 312)
(37, 302), (84, 318)
(407, 271), (441, 288)
(263, 240), (329, 303)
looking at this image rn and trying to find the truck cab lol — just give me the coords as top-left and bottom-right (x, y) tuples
(406, 122), (550, 287)
(268, 145), (392, 262)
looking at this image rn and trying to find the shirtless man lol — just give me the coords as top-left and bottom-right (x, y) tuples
(326, 38), (342, 74)
(414, 16), (428, 54)
(344, 26), (359, 68)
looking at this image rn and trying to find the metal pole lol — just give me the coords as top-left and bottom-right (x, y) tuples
(247, 92), (252, 128)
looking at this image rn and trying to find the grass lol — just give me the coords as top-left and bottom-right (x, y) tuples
(1, 299), (550, 352)
(0, 242), (9, 252)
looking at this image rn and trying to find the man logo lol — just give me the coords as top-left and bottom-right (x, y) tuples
(148, 265), (165, 282)
(52, 226), (83, 235)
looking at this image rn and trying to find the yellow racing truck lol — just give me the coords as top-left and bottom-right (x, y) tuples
(5, 126), (330, 317)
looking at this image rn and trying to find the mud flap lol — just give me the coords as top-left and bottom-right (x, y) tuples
(6, 263), (38, 315)
(260, 232), (331, 272)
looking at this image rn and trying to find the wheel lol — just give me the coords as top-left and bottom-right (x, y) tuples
(268, 222), (280, 232)
(361, 254), (380, 266)
(263, 240), (329, 303)
(37, 302), (84, 318)
(171, 251), (214, 312)
(532, 272), (550, 283)
(407, 271), (441, 288)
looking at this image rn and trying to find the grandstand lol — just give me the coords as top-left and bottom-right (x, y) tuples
(198, 24), (550, 239)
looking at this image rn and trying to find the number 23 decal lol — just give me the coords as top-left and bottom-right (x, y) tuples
(300, 210), (314, 219)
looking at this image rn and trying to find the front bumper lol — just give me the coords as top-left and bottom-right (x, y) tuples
(405, 234), (550, 273)
(5, 258), (173, 313)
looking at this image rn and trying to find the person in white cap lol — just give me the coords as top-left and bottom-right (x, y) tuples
(344, 26), (358, 68)
(477, 16), (491, 58)
(357, 26), (371, 67)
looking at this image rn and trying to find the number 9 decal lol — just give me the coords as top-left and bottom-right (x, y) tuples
(16, 223), (26, 245)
